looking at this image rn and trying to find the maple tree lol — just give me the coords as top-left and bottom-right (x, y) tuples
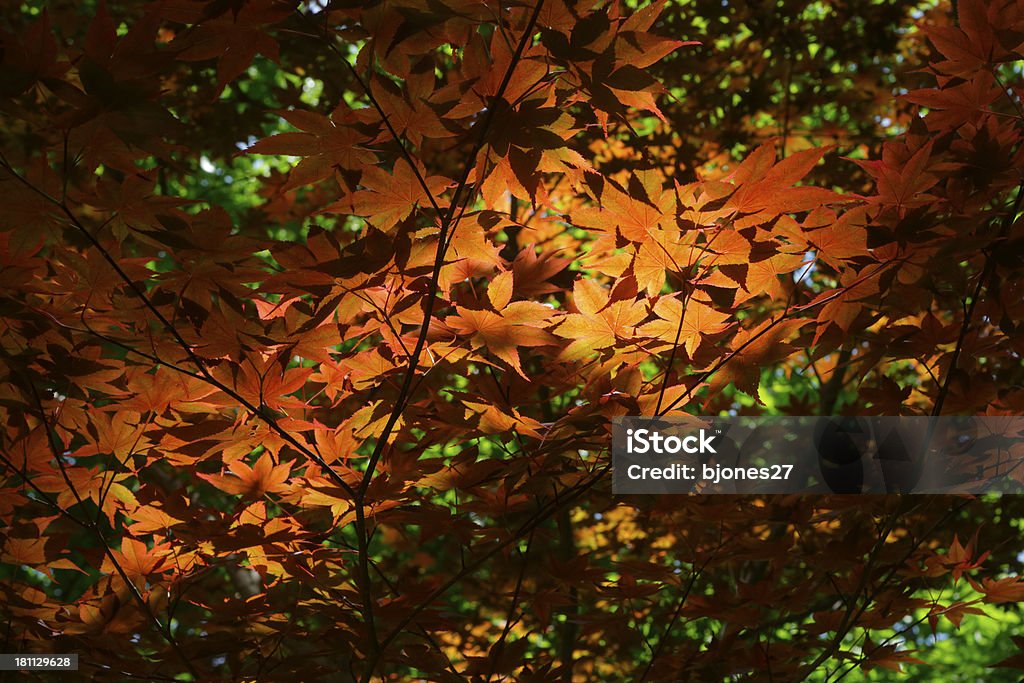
(2, 0), (1024, 680)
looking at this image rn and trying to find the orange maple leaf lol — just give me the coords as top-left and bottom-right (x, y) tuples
(638, 295), (733, 358)
(325, 159), (450, 227)
(554, 279), (647, 361)
(102, 537), (168, 580)
(199, 452), (292, 497)
(447, 272), (556, 377)
(969, 576), (1024, 604)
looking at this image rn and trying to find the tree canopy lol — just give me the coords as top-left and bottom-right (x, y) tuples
(2, 0), (1024, 680)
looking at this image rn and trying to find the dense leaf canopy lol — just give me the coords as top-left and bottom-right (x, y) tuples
(2, 0), (1024, 680)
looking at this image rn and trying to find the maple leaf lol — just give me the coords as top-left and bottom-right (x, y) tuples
(510, 244), (572, 297)
(945, 532), (990, 582)
(575, 170), (676, 242)
(3, 536), (48, 565)
(367, 67), (453, 149)
(76, 410), (148, 463)
(905, 71), (1002, 130)
(324, 159), (451, 228)
(121, 368), (216, 414)
(33, 469), (139, 523)
(800, 206), (870, 270)
(860, 642), (926, 673)
(638, 295), (733, 358)
(551, 3), (696, 125)
(552, 279), (647, 361)
(631, 227), (697, 296)
(199, 452), (292, 498)
(101, 537), (168, 581)
(448, 212), (505, 263)
(447, 272), (556, 377)
(170, 0), (293, 93)
(127, 503), (190, 535)
(707, 249), (805, 304)
(708, 318), (809, 399)
(921, 0), (1002, 77)
(243, 107), (377, 190)
(479, 98), (587, 206)
(968, 576), (1024, 604)
(806, 265), (883, 345)
(851, 140), (940, 216)
(928, 600), (986, 630)
(0, 12), (66, 97)
(226, 356), (315, 413)
(727, 144), (837, 218)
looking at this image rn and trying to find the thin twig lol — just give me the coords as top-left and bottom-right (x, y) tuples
(931, 182), (1024, 417)
(357, 0), (547, 497)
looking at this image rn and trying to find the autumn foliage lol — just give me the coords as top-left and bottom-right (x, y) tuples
(2, 0), (1024, 680)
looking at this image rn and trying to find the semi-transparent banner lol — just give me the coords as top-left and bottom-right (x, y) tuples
(611, 416), (1024, 494)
